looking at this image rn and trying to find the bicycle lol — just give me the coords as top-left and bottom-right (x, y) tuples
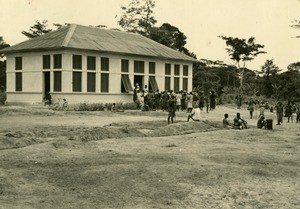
(53, 98), (69, 111)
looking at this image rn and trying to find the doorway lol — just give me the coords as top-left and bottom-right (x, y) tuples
(134, 75), (143, 90)
(43, 72), (50, 95)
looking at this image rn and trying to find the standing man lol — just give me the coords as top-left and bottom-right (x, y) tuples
(275, 102), (284, 125)
(167, 95), (177, 124)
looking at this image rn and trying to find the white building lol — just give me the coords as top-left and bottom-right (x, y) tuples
(1, 24), (197, 104)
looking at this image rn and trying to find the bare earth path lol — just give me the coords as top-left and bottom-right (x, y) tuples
(0, 105), (299, 209)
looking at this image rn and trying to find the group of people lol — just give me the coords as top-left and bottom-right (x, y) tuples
(275, 100), (300, 125)
(133, 84), (217, 114)
(244, 97), (300, 128)
(133, 85), (299, 128)
(223, 112), (248, 129)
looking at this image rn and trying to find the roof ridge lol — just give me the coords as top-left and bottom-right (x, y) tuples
(61, 24), (77, 47)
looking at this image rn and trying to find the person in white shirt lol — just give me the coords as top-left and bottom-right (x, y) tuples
(187, 104), (201, 122)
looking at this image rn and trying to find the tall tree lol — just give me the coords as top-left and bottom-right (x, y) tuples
(0, 36), (10, 91)
(219, 36), (266, 90)
(118, 0), (157, 36)
(149, 23), (196, 58)
(22, 20), (52, 38)
(0, 37), (10, 59)
(149, 23), (186, 51)
(258, 59), (281, 77)
(257, 59), (281, 97)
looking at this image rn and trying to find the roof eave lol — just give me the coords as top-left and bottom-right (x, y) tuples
(1, 46), (198, 63)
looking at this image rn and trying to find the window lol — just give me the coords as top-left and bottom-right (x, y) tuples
(15, 57), (22, 70)
(101, 73), (109, 92)
(87, 56), (96, 70)
(43, 55), (50, 69)
(174, 64), (180, 76)
(134, 61), (144, 73)
(149, 76), (159, 92)
(72, 72), (82, 92)
(149, 62), (155, 74)
(165, 63), (171, 75)
(165, 77), (171, 91)
(183, 65), (189, 76)
(183, 78), (188, 91)
(101, 57), (109, 71)
(121, 74), (133, 93)
(87, 72), (96, 92)
(121, 59), (129, 72)
(73, 55), (82, 69)
(15, 72), (22, 91)
(54, 54), (62, 69)
(54, 71), (62, 92)
(174, 77), (180, 92)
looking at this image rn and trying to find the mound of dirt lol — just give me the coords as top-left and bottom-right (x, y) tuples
(0, 120), (222, 149)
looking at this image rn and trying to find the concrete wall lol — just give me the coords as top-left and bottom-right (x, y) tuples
(5, 50), (193, 104)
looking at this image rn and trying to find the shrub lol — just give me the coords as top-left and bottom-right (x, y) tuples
(74, 102), (136, 111)
(122, 102), (137, 110)
(0, 92), (6, 105)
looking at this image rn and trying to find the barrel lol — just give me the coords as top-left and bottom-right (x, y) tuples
(266, 119), (273, 130)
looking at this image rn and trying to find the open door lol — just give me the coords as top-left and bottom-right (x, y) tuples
(43, 72), (50, 95)
(134, 75), (143, 90)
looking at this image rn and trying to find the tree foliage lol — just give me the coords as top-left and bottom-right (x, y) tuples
(256, 60), (281, 98)
(148, 23), (196, 58)
(21, 20), (52, 38)
(219, 36), (266, 89)
(287, 62), (300, 73)
(149, 23), (186, 51)
(118, 0), (157, 36)
(258, 59), (281, 77)
(0, 36), (10, 90)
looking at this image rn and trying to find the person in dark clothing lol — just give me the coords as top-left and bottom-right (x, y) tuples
(181, 91), (187, 111)
(198, 92), (205, 110)
(296, 107), (300, 123)
(275, 102), (284, 125)
(154, 90), (161, 110)
(209, 91), (216, 110)
(43, 92), (52, 105)
(248, 98), (255, 119)
(257, 115), (266, 129)
(167, 95), (176, 124)
(285, 104), (293, 123)
(236, 94), (242, 109)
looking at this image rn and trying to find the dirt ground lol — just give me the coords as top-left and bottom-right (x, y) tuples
(0, 105), (299, 209)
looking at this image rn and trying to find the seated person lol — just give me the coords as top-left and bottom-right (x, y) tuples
(222, 113), (232, 128)
(233, 113), (248, 129)
(187, 104), (201, 122)
(257, 115), (266, 129)
(43, 92), (52, 105)
(111, 103), (125, 112)
(111, 103), (116, 112)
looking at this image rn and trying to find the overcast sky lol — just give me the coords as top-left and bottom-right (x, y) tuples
(1, 0), (299, 71)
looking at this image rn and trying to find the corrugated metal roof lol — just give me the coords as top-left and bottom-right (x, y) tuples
(0, 24), (197, 62)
